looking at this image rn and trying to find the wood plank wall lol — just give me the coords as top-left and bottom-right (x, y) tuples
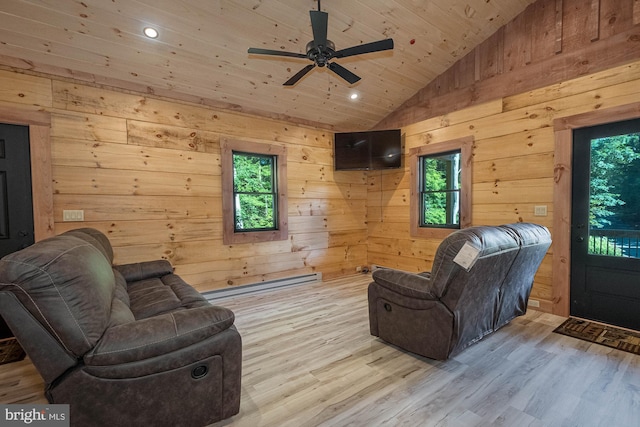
(0, 71), (368, 292)
(0, 0), (638, 306)
(368, 0), (640, 313)
(376, 0), (640, 129)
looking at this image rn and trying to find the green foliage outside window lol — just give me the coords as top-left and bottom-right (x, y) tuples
(420, 151), (461, 228)
(233, 152), (277, 231)
(588, 236), (623, 256)
(588, 133), (640, 256)
(589, 133), (640, 229)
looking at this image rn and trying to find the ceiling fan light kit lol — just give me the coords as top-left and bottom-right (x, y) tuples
(248, 0), (394, 86)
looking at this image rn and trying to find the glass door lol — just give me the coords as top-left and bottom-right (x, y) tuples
(571, 118), (640, 330)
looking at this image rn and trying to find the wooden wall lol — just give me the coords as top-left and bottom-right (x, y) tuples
(368, 60), (640, 311)
(1, 0), (639, 308)
(377, 0), (640, 129)
(367, 0), (640, 313)
(0, 70), (368, 292)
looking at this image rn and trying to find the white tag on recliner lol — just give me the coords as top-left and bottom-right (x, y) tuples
(453, 242), (481, 271)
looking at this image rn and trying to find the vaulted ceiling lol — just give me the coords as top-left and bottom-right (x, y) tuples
(0, 0), (537, 131)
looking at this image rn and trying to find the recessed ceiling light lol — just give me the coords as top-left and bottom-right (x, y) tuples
(349, 93), (359, 100)
(143, 27), (159, 39)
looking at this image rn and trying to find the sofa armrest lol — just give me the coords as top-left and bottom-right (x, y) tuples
(372, 269), (438, 299)
(84, 305), (235, 366)
(114, 260), (174, 282)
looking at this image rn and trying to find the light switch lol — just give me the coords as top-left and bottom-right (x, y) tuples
(534, 205), (547, 217)
(63, 210), (85, 222)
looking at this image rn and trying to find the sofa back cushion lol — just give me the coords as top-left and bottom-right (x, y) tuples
(494, 223), (551, 328)
(430, 226), (520, 301)
(0, 235), (117, 357)
(61, 228), (114, 264)
(429, 226), (521, 355)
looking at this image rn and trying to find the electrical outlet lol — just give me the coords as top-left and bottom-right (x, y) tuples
(534, 205), (547, 216)
(528, 299), (540, 308)
(63, 210), (85, 222)
(356, 266), (362, 272)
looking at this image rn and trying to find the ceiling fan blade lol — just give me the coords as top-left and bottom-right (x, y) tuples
(310, 10), (328, 48)
(327, 62), (361, 84)
(333, 39), (394, 59)
(248, 47), (307, 59)
(283, 64), (316, 86)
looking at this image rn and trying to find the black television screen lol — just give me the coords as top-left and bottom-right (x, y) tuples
(334, 129), (402, 170)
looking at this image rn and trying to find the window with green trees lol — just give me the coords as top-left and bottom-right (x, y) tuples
(419, 150), (461, 228)
(221, 139), (288, 245)
(587, 130), (640, 257)
(233, 152), (277, 231)
(409, 136), (472, 239)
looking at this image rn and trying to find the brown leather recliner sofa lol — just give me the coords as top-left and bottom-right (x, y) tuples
(0, 228), (241, 426)
(368, 223), (551, 360)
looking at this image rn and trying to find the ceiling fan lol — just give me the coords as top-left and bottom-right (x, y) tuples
(247, 0), (394, 86)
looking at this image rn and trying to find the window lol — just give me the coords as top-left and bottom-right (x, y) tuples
(419, 150), (461, 228)
(232, 152), (277, 231)
(573, 118), (640, 258)
(410, 136), (473, 239)
(221, 139), (287, 244)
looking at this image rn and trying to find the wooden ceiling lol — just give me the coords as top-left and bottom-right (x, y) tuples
(0, 0), (537, 131)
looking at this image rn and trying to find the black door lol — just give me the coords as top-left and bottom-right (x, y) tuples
(0, 123), (35, 338)
(571, 118), (640, 331)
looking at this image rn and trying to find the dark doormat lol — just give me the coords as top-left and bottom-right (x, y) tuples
(0, 338), (26, 365)
(554, 317), (640, 356)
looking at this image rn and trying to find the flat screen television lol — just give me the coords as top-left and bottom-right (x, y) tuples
(334, 129), (402, 170)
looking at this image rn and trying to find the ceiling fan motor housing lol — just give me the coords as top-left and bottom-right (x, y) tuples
(306, 40), (335, 67)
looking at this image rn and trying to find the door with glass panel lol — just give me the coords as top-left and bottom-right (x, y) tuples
(571, 118), (640, 330)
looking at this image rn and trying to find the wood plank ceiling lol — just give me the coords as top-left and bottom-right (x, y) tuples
(0, 0), (537, 131)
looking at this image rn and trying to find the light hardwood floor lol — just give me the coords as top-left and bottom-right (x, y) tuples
(1, 275), (638, 426)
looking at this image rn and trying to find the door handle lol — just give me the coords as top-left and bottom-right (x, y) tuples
(576, 236), (584, 242)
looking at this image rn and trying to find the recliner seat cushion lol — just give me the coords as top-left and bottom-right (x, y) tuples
(127, 273), (211, 319)
(371, 269), (437, 299)
(84, 305), (236, 366)
(127, 278), (183, 319)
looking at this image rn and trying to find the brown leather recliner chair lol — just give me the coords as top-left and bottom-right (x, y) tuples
(0, 228), (241, 426)
(368, 223), (551, 360)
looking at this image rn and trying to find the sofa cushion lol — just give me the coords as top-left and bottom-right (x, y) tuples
(84, 305), (236, 366)
(127, 272), (212, 319)
(0, 235), (115, 357)
(371, 269), (437, 300)
(429, 226), (520, 298)
(61, 228), (114, 264)
(502, 222), (551, 246)
(108, 298), (136, 328)
(114, 260), (174, 283)
(128, 278), (183, 319)
(113, 269), (131, 307)
(161, 274), (211, 309)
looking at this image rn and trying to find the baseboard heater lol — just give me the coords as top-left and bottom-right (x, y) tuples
(202, 272), (322, 301)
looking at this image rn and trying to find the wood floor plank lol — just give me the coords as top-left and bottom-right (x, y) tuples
(0, 274), (638, 426)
